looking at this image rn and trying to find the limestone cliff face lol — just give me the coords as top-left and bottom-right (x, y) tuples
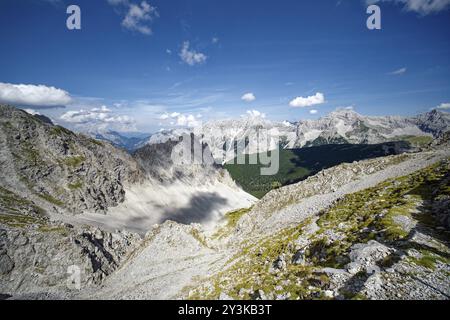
(133, 134), (230, 185)
(0, 104), (144, 217)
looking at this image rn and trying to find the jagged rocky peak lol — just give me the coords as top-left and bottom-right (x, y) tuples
(133, 133), (229, 185)
(0, 104), (144, 217)
(140, 109), (449, 157)
(327, 108), (361, 120)
(414, 109), (450, 136)
(293, 109), (450, 148)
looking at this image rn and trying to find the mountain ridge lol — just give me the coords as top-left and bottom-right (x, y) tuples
(137, 109), (449, 164)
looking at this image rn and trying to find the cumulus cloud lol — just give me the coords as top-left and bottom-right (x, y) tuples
(309, 109), (318, 114)
(366, 0), (450, 15)
(24, 109), (40, 115)
(122, 1), (158, 35)
(108, 0), (159, 35)
(176, 114), (201, 127)
(0, 82), (72, 107)
(245, 110), (266, 119)
(389, 67), (407, 75)
(436, 102), (450, 109)
(241, 92), (256, 102)
(179, 41), (207, 66)
(60, 105), (135, 131)
(289, 92), (325, 108)
(159, 111), (201, 127)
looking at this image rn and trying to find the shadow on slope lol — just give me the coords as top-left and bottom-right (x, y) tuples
(156, 191), (229, 225)
(225, 141), (412, 198)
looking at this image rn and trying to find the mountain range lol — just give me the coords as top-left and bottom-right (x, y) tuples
(108, 108), (449, 163)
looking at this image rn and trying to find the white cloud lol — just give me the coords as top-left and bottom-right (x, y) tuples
(366, 0), (450, 15)
(24, 109), (40, 115)
(121, 1), (158, 35)
(245, 110), (266, 119)
(389, 67), (407, 75)
(159, 111), (201, 127)
(176, 114), (200, 127)
(0, 82), (72, 107)
(60, 105), (135, 131)
(436, 102), (450, 109)
(289, 92), (325, 108)
(179, 41), (207, 66)
(108, 0), (159, 35)
(309, 109), (318, 114)
(166, 49), (172, 54)
(212, 37), (219, 44)
(241, 92), (256, 102)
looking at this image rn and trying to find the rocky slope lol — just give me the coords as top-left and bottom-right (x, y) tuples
(74, 142), (449, 300)
(0, 105), (256, 298)
(0, 105), (144, 218)
(0, 182), (141, 298)
(187, 148), (450, 300)
(77, 133), (256, 234)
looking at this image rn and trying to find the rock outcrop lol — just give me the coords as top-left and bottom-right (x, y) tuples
(0, 104), (144, 217)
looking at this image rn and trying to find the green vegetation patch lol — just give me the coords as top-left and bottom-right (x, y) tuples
(50, 125), (74, 137)
(68, 181), (83, 190)
(225, 142), (409, 198)
(37, 225), (69, 236)
(0, 213), (42, 228)
(212, 207), (252, 240)
(397, 135), (433, 147)
(408, 248), (450, 271)
(190, 229), (210, 248)
(89, 138), (104, 146)
(63, 155), (85, 168)
(38, 193), (64, 206)
(190, 219), (315, 300)
(19, 141), (42, 165)
(0, 186), (46, 216)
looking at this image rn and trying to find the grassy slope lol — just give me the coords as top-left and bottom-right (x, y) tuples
(225, 142), (410, 198)
(190, 159), (450, 300)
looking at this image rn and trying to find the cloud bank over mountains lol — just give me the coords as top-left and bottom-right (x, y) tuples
(60, 105), (136, 132)
(0, 82), (72, 107)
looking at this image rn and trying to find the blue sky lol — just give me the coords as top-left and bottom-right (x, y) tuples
(0, 0), (449, 133)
